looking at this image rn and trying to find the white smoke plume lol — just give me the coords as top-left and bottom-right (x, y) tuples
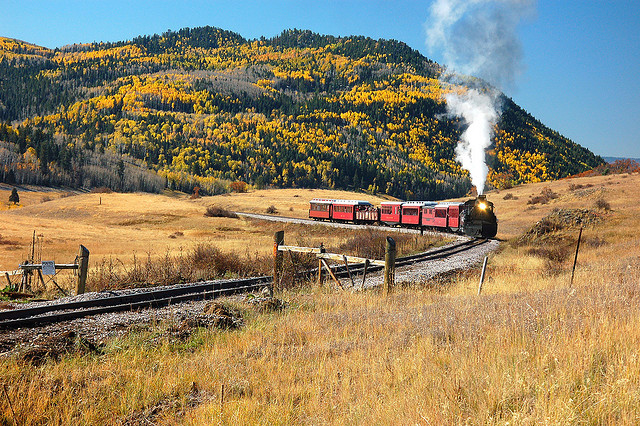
(426, 0), (535, 194)
(446, 88), (499, 195)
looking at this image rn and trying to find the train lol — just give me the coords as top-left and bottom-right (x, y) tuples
(308, 195), (498, 238)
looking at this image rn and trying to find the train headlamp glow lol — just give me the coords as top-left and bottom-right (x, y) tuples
(478, 202), (487, 210)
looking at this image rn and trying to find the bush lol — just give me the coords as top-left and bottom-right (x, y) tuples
(88, 243), (272, 291)
(503, 193), (517, 200)
(594, 198), (611, 211)
(266, 205), (278, 214)
(527, 187), (558, 205)
(204, 205), (238, 218)
(230, 181), (248, 193)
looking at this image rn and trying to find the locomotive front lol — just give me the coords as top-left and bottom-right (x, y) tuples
(461, 195), (498, 238)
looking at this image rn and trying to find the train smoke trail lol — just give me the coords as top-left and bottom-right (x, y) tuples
(426, 0), (535, 194)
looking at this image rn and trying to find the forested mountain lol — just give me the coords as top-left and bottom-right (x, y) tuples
(0, 27), (603, 198)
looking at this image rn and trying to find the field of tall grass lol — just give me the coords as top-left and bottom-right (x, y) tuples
(1, 173), (639, 424)
(85, 227), (446, 291)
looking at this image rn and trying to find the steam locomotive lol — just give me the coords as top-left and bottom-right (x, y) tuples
(308, 195), (498, 238)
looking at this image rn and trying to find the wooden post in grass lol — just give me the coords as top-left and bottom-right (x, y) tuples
(383, 237), (396, 295)
(570, 226), (583, 288)
(321, 259), (343, 289)
(272, 231), (285, 295)
(361, 259), (370, 289)
(343, 255), (355, 287)
(316, 243), (325, 287)
(76, 245), (90, 295)
(478, 256), (488, 295)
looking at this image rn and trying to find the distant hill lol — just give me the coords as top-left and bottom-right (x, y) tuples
(604, 156), (640, 164)
(0, 27), (604, 198)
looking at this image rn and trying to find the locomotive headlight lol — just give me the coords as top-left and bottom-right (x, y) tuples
(478, 202), (487, 210)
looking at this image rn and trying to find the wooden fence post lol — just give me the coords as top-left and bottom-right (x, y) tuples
(361, 259), (370, 289)
(477, 256), (488, 295)
(383, 237), (396, 295)
(316, 243), (325, 287)
(317, 259), (323, 287)
(272, 231), (284, 295)
(76, 245), (90, 295)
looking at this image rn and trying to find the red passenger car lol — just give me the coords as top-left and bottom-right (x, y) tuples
(355, 204), (379, 223)
(331, 200), (373, 222)
(420, 202), (438, 227)
(309, 198), (334, 220)
(380, 201), (403, 225)
(433, 204), (449, 228)
(401, 202), (426, 226)
(447, 204), (461, 230)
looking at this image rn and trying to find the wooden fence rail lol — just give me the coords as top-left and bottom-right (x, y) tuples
(273, 232), (395, 294)
(277, 245), (386, 267)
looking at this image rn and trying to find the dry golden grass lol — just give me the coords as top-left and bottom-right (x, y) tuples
(0, 188), (391, 277)
(2, 273), (640, 424)
(1, 172), (640, 424)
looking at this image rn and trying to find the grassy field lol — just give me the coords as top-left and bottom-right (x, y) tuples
(1, 172), (640, 424)
(0, 187), (398, 292)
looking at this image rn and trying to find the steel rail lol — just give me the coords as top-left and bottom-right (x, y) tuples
(316, 238), (486, 277)
(0, 277), (270, 329)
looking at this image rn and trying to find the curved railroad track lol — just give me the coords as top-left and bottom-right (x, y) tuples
(237, 212), (442, 235)
(0, 239), (489, 330)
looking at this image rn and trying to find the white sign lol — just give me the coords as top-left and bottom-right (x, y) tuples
(42, 261), (56, 276)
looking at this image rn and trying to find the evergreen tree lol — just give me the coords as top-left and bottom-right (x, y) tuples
(9, 188), (19, 205)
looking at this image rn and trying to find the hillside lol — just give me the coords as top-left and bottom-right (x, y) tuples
(0, 28), (603, 199)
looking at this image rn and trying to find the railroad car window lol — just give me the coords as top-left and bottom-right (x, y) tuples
(404, 208), (418, 216)
(435, 209), (446, 218)
(381, 206), (392, 215)
(311, 204), (328, 211)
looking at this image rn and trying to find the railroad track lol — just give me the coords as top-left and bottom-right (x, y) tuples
(0, 277), (270, 330)
(306, 237), (488, 281)
(237, 212), (432, 235)
(0, 239), (487, 330)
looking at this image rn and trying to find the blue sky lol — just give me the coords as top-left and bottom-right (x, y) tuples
(2, 0), (639, 158)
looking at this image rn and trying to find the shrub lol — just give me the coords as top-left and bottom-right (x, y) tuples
(594, 198), (611, 211)
(527, 246), (572, 264)
(583, 236), (607, 248)
(88, 244), (272, 291)
(230, 181), (248, 193)
(204, 205), (238, 218)
(190, 186), (201, 199)
(503, 193), (517, 200)
(527, 187), (558, 205)
(266, 205), (278, 214)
